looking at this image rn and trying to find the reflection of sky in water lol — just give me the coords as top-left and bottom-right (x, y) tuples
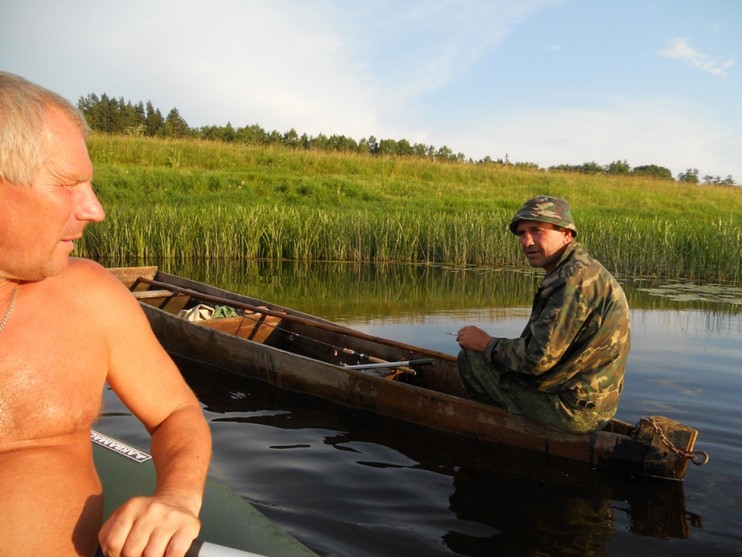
(344, 308), (742, 369)
(629, 310), (741, 393)
(343, 307), (531, 355)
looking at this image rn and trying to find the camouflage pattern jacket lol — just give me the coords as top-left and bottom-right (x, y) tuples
(485, 242), (631, 413)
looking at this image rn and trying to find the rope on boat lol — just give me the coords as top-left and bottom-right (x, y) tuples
(639, 417), (709, 466)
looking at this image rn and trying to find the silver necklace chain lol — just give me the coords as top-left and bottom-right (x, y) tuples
(0, 285), (19, 334)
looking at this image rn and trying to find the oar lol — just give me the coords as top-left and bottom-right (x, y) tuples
(134, 277), (457, 363)
(186, 539), (271, 557)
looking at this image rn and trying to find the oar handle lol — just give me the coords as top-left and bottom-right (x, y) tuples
(187, 539), (270, 557)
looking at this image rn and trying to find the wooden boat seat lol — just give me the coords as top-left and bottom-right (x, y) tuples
(195, 312), (282, 344)
(133, 289), (178, 300)
(132, 289), (190, 314)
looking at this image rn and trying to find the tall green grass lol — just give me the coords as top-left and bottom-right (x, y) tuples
(79, 134), (742, 282)
(81, 204), (518, 264)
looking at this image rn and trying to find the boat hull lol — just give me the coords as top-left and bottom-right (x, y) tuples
(111, 267), (703, 481)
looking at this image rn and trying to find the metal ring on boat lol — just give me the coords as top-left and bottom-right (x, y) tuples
(691, 451), (710, 466)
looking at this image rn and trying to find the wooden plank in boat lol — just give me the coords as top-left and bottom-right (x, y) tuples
(108, 266), (158, 288)
(194, 313), (282, 344)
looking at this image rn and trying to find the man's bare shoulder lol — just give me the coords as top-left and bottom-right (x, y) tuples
(64, 258), (123, 286)
(49, 258), (138, 305)
(24, 259), (145, 338)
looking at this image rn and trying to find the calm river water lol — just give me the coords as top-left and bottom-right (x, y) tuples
(99, 261), (742, 557)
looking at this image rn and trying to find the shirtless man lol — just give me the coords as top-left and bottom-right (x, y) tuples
(0, 72), (211, 556)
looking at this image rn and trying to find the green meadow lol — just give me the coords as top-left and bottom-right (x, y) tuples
(80, 134), (742, 283)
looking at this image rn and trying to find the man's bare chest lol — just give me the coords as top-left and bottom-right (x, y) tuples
(0, 324), (108, 444)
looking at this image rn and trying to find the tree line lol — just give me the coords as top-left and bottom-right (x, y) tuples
(77, 93), (737, 186)
(77, 93), (465, 163)
(548, 160), (734, 185)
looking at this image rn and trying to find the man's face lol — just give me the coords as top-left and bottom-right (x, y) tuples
(515, 220), (574, 273)
(0, 106), (105, 281)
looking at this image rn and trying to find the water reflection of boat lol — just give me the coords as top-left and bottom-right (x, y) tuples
(175, 358), (699, 549)
(110, 266), (707, 481)
(444, 463), (693, 555)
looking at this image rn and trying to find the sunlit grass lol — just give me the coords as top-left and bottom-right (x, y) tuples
(80, 134), (742, 282)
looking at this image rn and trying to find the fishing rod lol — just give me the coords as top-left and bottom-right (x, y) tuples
(133, 277), (426, 378)
(132, 277), (456, 364)
(344, 358), (435, 370)
(174, 299), (422, 377)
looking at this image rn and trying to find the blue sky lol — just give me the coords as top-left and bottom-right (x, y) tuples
(2, 0), (740, 182)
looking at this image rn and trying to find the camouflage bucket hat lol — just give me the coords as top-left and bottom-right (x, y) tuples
(509, 195), (577, 236)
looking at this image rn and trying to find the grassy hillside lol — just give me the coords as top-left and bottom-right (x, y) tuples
(80, 134), (742, 282)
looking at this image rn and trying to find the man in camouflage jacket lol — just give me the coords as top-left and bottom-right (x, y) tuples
(455, 196), (631, 433)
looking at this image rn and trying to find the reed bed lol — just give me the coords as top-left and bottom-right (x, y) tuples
(80, 134), (742, 282)
(81, 205), (515, 265)
(79, 204), (741, 282)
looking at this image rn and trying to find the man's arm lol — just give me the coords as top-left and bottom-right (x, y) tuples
(98, 404), (211, 557)
(457, 280), (586, 377)
(489, 280), (587, 376)
(87, 263), (211, 556)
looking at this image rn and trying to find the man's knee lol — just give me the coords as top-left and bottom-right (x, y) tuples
(457, 349), (511, 407)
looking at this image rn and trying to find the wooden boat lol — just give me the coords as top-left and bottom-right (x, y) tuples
(110, 266), (708, 481)
(93, 429), (317, 557)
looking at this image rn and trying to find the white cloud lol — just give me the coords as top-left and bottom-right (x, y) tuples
(659, 38), (734, 77)
(0, 0), (562, 140)
(154, 1), (555, 139)
(447, 99), (742, 180)
(340, 1), (540, 97)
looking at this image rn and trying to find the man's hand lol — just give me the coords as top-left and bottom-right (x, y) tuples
(98, 494), (201, 557)
(456, 325), (493, 352)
